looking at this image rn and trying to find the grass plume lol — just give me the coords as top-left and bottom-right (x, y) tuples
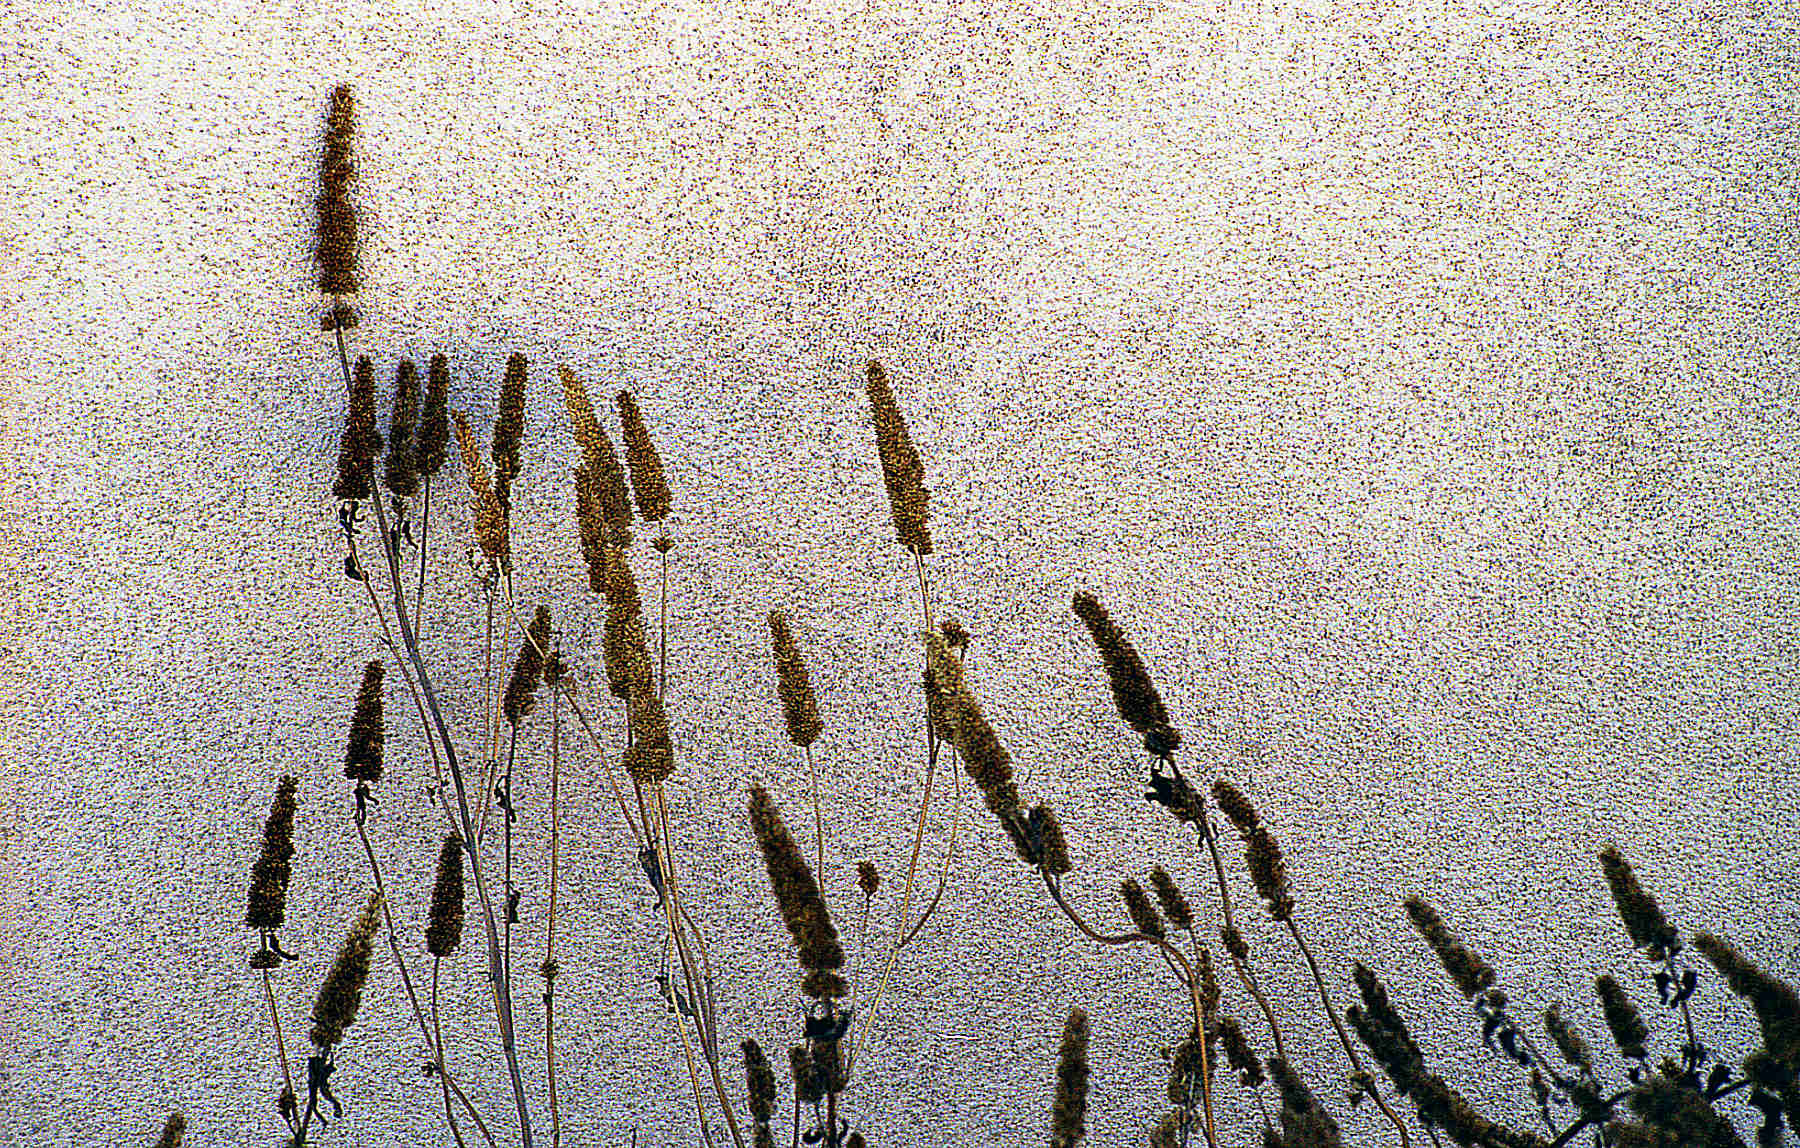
(309, 891), (382, 1050)
(315, 83), (359, 303)
(617, 390), (672, 522)
(343, 661), (385, 784)
(333, 356), (382, 501)
(246, 775), (299, 933)
(1071, 592), (1178, 755)
(1050, 1007), (1091, 1148)
(865, 360), (931, 556)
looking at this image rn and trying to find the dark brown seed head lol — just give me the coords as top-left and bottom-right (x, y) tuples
(769, 611), (823, 748)
(574, 464), (607, 592)
(1404, 897), (1495, 998)
(622, 687), (673, 784)
(309, 891), (381, 1049)
(315, 83), (359, 300)
(1148, 865), (1195, 931)
(1211, 778), (1261, 835)
(790, 1046), (823, 1105)
(923, 632), (1024, 853)
(1694, 933), (1800, 1069)
(601, 547), (653, 699)
(865, 360), (932, 556)
(414, 354), (450, 478)
(1600, 846), (1680, 960)
(452, 411), (509, 562)
(1034, 804), (1074, 876)
(559, 366), (633, 546)
(502, 605), (551, 726)
(491, 353), (527, 513)
(156, 1113), (188, 1148)
(1244, 825), (1295, 922)
(245, 775), (299, 931)
(1266, 1057), (1342, 1148)
(383, 359), (421, 498)
(542, 644), (566, 688)
(1217, 1015), (1265, 1088)
(1197, 945), (1221, 1022)
(940, 616), (971, 651)
(333, 355), (383, 501)
(845, 1134), (865, 1148)
(343, 661), (384, 783)
(616, 390), (672, 522)
(1070, 592), (1178, 753)
(748, 784), (843, 994)
(1543, 1003), (1594, 1074)
(1594, 974), (1649, 1060)
(425, 833), (465, 958)
(857, 860), (880, 899)
(1221, 924), (1250, 963)
(1050, 1007), (1090, 1148)
(1121, 877), (1166, 940)
(743, 1039), (778, 1124)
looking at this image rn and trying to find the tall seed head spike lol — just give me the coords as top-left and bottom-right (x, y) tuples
(574, 464), (608, 592)
(309, 891), (382, 1049)
(414, 353), (450, 478)
(343, 661), (385, 783)
(491, 353), (527, 510)
(1543, 1003), (1594, 1074)
(789, 1046), (822, 1105)
(1243, 825), (1295, 922)
(748, 784), (844, 995)
(245, 775), (300, 931)
(1600, 846), (1681, 960)
(865, 359), (932, 555)
(1071, 592), (1178, 753)
(558, 366), (633, 546)
(384, 359), (421, 498)
(1121, 878), (1166, 940)
(1034, 803), (1074, 876)
(1217, 1016), (1266, 1088)
(922, 632), (1026, 858)
(742, 1039), (778, 1125)
(425, 833), (465, 957)
(1211, 778), (1261, 835)
(315, 83), (360, 303)
(452, 410), (509, 562)
(333, 355), (383, 501)
(1049, 1007), (1090, 1148)
(1694, 933), (1800, 1069)
(1404, 896), (1496, 999)
(502, 605), (552, 726)
(1148, 865), (1195, 931)
(1595, 974), (1649, 1060)
(616, 389), (671, 521)
(769, 610), (823, 748)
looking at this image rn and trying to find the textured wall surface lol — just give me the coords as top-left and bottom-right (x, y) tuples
(3, 0), (1798, 1145)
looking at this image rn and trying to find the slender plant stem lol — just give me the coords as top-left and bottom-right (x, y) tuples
(804, 744), (824, 886)
(1284, 919), (1411, 1148)
(503, 722), (519, 991)
(333, 318), (534, 1148)
(546, 683), (563, 1148)
(1042, 871), (1218, 1148)
(415, 472), (430, 638)
(261, 967), (297, 1123)
(1196, 806), (1288, 1063)
(658, 542), (670, 699)
(428, 959), (479, 1148)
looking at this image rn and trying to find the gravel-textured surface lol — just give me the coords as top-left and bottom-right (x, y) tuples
(4, 0), (1799, 1145)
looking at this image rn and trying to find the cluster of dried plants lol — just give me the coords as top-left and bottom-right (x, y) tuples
(186, 84), (1800, 1148)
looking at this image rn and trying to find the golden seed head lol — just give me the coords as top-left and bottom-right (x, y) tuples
(309, 891), (382, 1049)
(333, 355), (383, 501)
(425, 833), (465, 958)
(616, 389), (672, 521)
(315, 83), (359, 300)
(343, 661), (385, 784)
(452, 411), (509, 562)
(1049, 1007), (1090, 1148)
(414, 354), (451, 478)
(491, 353), (527, 511)
(922, 632), (1026, 859)
(245, 775), (299, 931)
(1071, 592), (1177, 753)
(559, 366), (633, 546)
(865, 359), (932, 556)
(769, 611), (823, 748)
(622, 686), (674, 784)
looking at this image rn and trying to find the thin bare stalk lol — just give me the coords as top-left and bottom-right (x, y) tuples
(1284, 919), (1411, 1148)
(1198, 808), (1287, 1062)
(415, 472), (430, 637)
(899, 760), (962, 950)
(1042, 871), (1217, 1148)
(261, 967), (297, 1126)
(658, 544), (669, 699)
(804, 744), (824, 884)
(545, 685), (563, 1148)
(428, 959), (480, 1148)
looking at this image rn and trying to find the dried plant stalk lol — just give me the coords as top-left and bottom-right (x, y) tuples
(865, 360), (931, 555)
(617, 389), (672, 522)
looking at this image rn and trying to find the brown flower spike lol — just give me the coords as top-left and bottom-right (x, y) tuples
(502, 605), (552, 726)
(559, 366), (633, 546)
(452, 411), (509, 562)
(333, 355), (383, 501)
(923, 632), (1029, 862)
(1071, 592), (1179, 754)
(1599, 846), (1680, 960)
(310, 892), (382, 1049)
(245, 775), (299, 931)
(414, 353), (451, 479)
(865, 359), (931, 555)
(425, 833), (465, 958)
(343, 661), (384, 783)
(769, 610), (823, 748)
(315, 83), (359, 302)
(1050, 1007), (1090, 1148)
(748, 784), (845, 998)
(492, 353), (527, 512)
(616, 389), (672, 522)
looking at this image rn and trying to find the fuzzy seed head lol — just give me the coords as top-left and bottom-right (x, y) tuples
(491, 353), (527, 512)
(1694, 933), (1800, 1069)
(1121, 878), (1166, 940)
(1033, 803), (1074, 876)
(343, 661), (385, 783)
(1217, 1016), (1266, 1088)
(865, 360), (932, 555)
(748, 784), (843, 995)
(1600, 846), (1680, 960)
(425, 833), (465, 958)
(1243, 825), (1295, 922)
(502, 605), (551, 726)
(333, 355), (383, 501)
(315, 84), (359, 299)
(156, 1113), (188, 1148)
(383, 359), (421, 498)
(1544, 1003), (1594, 1074)
(1221, 924), (1250, 963)
(923, 632), (1028, 861)
(1594, 974), (1649, 1060)
(616, 390), (672, 521)
(743, 1039), (778, 1124)
(1070, 592), (1178, 752)
(1050, 1007), (1090, 1148)
(245, 775), (299, 931)
(769, 611), (823, 748)
(559, 366), (633, 546)
(1405, 897), (1495, 998)
(858, 860), (880, 899)
(414, 354), (451, 478)
(1149, 865), (1195, 931)
(1211, 778), (1261, 835)
(309, 891), (381, 1049)
(452, 411), (509, 562)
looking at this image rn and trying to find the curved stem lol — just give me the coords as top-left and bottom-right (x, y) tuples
(1285, 919), (1410, 1148)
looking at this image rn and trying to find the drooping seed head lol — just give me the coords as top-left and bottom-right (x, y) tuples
(616, 390), (672, 522)
(1033, 804), (1074, 876)
(1050, 1007), (1090, 1148)
(1071, 592), (1178, 754)
(245, 775), (299, 931)
(1243, 825), (1295, 922)
(865, 359), (932, 555)
(343, 661), (384, 784)
(1543, 1003), (1594, 1074)
(315, 83), (359, 301)
(743, 1039), (778, 1125)
(425, 833), (465, 958)
(452, 411), (509, 562)
(769, 611), (823, 748)
(1599, 846), (1680, 960)
(1217, 1015), (1265, 1088)
(1211, 778), (1261, 835)
(923, 632), (1026, 859)
(414, 354), (451, 478)
(1404, 897), (1495, 999)
(1694, 933), (1800, 1069)
(333, 355), (383, 501)
(383, 359), (421, 498)
(1221, 924), (1250, 963)
(309, 891), (382, 1049)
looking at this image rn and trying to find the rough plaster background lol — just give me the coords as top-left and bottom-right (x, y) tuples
(3, 0), (1799, 1144)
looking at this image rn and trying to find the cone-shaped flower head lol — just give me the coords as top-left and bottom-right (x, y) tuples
(245, 775), (299, 930)
(559, 366), (632, 546)
(502, 605), (552, 726)
(1694, 933), (1800, 1070)
(156, 1113), (188, 1148)
(743, 1038), (778, 1125)
(748, 783), (844, 997)
(1594, 974), (1649, 1060)
(1148, 865), (1195, 931)
(769, 610), (823, 748)
(414, 353), (451, 479)
(491, 353), (527, 511)
(1050, 1007), (1090, 1148)
(333, 355), (383, 501)
(616, 390), (672, 522)
(1121, 878), (1166, 940)
(1217, 1016), (1266, 1088)
(857, 860), (880, 898)
(1600, 846), (1680, 960)
(309, 891), (382, 1049)
(865, 360), (931, 555)
(1071, 592), (1178, 754)
(383, 359), (421, 498)
(343, 661), (384, 783)
(1404, 897), (1495, 999)
(315, 83), (359, 300)
(923, 632), (1028, 862)
(1214, 780), (1294, 922)
(452, 411), (509, 562)
(425, 833), (465, 958)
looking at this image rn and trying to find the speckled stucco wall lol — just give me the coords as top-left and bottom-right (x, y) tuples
(3, 0), (1798, 1145)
